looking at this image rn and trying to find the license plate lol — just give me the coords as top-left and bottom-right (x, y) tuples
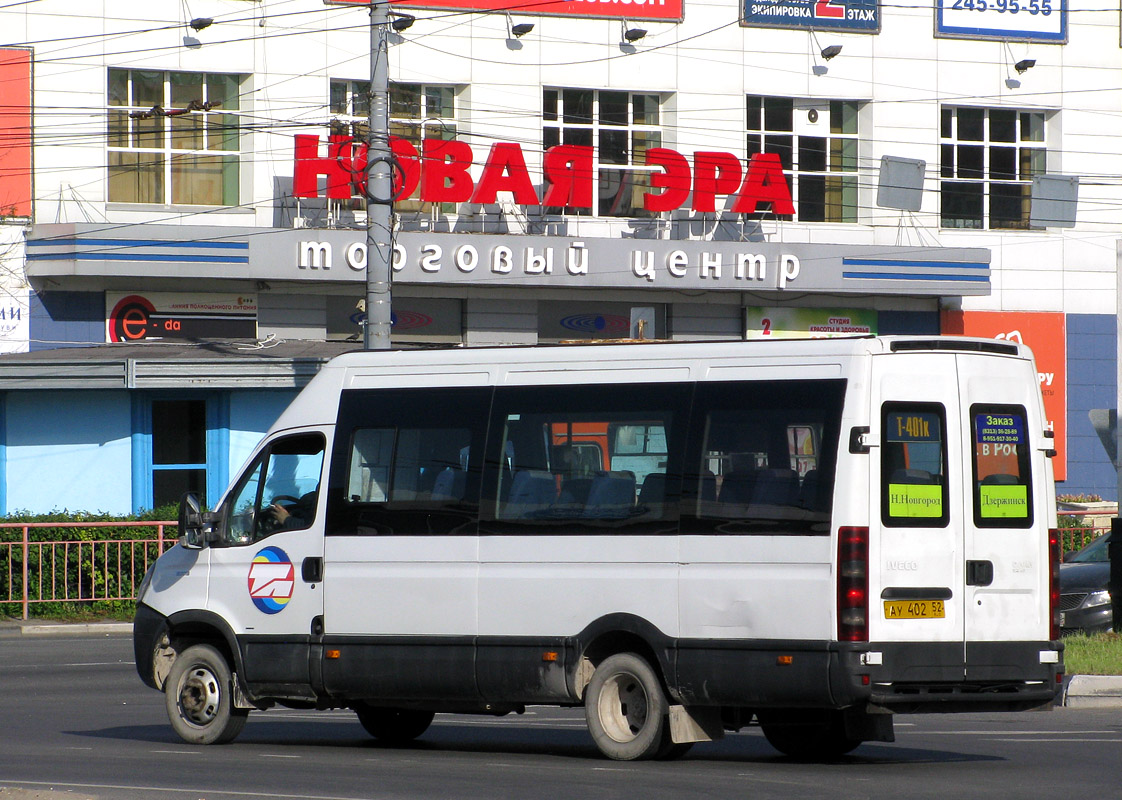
(884, 599), (945, 619)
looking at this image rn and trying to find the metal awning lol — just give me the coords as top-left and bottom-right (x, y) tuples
(0, 340), (362, 390)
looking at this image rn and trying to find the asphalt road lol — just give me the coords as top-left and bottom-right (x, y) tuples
(1, 634), (1120, 800)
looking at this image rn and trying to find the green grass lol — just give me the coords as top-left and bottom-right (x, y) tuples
(1063, 632), (1122, 675)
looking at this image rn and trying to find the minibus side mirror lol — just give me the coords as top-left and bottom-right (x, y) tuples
(178, 492), (218, 549)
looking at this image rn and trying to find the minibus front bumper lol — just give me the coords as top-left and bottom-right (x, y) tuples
(838, 640), (1064, 713)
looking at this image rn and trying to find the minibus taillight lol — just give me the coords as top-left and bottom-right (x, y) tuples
(838, 526), (870, 642)
(1048, 528), (1061, 640)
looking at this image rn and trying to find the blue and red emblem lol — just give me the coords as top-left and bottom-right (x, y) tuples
(247, 546), (295, 614)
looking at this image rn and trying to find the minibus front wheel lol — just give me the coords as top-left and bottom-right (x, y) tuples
(584, 652), (672, 761)
(164, 644), (249, 745)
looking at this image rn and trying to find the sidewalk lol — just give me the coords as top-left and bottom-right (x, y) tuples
(5, 618), (1122, 707)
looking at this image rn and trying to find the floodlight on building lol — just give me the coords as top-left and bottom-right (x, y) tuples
(820, 44), (843, 60)
(189, 17), (213, 32)
(1015, 58), (1036, 74)
(622, 20), (647, 42)
(506, 14), (534, 37)
(390, 13), (415, 32)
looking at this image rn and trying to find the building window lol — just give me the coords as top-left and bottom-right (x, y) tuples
(745, 96), (859, 223)
(151, 399), (207, 508)
(108, 69), (243, 206)
(330, 79), (458, 213)
(940, 106), (1046, 230)
(542, 88), (663, 218)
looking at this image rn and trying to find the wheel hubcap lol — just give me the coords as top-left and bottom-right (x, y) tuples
(598, 673), (648, 743)
(179, 666), (221, 726)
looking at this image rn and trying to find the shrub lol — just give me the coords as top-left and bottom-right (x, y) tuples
(0, 507), (178, 619)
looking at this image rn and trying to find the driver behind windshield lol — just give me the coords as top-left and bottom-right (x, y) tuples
(268, 489), (318, 530)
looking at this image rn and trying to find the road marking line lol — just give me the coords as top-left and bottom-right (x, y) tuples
(0, 780), (369, 800)
(993, 738), (1122, 743)
(900, 730), (1115, 735)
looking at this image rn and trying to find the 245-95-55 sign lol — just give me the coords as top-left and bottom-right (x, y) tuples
(936, 0), (1066, 41)
(324, 0), (683, 22)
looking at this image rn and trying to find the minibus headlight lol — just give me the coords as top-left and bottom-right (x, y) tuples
(137, 564), (155, 602)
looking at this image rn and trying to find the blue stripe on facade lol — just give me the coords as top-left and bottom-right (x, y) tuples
(842, 271), (989, 282)
(28, 253), (249, 264)
(842, 258), (988, 270)
(27, 238), (248, 250)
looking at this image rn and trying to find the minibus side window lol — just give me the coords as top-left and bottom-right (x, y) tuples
(482, 383), (689, 533)
(881, 404), (949, 528)
(346, 425), (473, 505)
(682, 379), (845, 536)
(971, 403), (1034, 528)
(221, 433), (326, 545)
(326, 387), (492, 536)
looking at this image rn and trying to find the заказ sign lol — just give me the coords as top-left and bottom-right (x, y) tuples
(293, 136), (795, 215)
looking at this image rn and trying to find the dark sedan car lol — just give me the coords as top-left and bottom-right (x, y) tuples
(1060, 534), (1113, 634)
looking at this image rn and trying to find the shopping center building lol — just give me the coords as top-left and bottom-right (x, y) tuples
(0, 0), (1117, 513)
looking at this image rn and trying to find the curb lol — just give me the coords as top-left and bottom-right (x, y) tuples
(1063, 674), (1122, 708)
(1, 622), (132, 637)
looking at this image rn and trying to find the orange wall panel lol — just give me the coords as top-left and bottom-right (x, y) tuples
(0, 48), (32, 219)
(942, 310), (1067, 481)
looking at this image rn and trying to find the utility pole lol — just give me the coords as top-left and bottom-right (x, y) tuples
(364, 0), (393, 349)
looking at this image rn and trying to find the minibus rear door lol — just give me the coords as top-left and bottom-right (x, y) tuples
(869, 352), (967, 677)
(958, 361), (1050, 676)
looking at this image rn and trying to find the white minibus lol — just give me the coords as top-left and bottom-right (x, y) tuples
(134, 336), (1063, 760)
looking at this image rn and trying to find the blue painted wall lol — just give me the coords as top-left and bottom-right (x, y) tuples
(224, 390), (300, 499)
(6, 390), (133, 513)
(29, 291), (104, 350)
(0, 388), (300, 515)
(1065, 313), (1117, 501)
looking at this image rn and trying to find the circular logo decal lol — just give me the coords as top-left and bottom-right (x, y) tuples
(247, 546), (295, 614)
(108, 295), (156, 342)
(392, 310), (434, 330)
(348, 310), (435, 330)
(559, 313), (630, 335)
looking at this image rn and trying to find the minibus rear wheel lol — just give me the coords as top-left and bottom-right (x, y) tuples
(164, 644), (249, 745)
(355, 706), (435, 743)
(585, 652), (671, 761)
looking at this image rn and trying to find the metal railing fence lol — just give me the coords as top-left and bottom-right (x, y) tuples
(0, 521), (176, 620)
(1057, 510), (1112, 555)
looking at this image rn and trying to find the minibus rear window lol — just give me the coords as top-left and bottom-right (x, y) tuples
(971, 404), (1033, 528)
(881, 404), (949, 528)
